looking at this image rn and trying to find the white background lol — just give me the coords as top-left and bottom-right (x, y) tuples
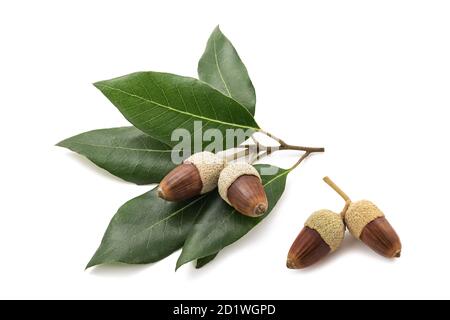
(1, 0), (449, 300)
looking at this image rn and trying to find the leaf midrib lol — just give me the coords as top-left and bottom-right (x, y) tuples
(129, 194), (207, 243)
(96, 83), (258, 130)
(89, 194), (208, 267)
(182, 168), (289, 263)
(262, 169), (289, 187)
(213, 34), (232, 97)
(68, 141), (174, 153)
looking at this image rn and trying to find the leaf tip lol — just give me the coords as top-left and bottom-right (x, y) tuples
(85, 259), (98, 270)
(55, 139), (68, 148)
(174, 262), (182, 272)
(93, 81), (105, 90)
(175, 256), (187, 271)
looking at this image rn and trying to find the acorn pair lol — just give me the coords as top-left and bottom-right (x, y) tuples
(158, 151), (268, 217)
(287, 177), (402, 269)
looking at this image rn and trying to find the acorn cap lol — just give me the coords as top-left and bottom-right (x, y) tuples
(287, 210), (345, 269)
(322, 177), (402, 259)
(184, 151), (225, 194)
(218, 162), (261, 205)
(305, 209), (345, 252)
(345, 200), (384, 239)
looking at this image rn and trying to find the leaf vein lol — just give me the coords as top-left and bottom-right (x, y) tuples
(67, 142), (174, 153)
(98, 84), (257, 130)
(213, 35), (232, 97)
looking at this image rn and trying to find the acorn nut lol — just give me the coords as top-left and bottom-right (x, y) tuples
(158, 151), (225, 202)
(346, 201), (402, 258)
(323, 177), (402, 258)
(218, 162), (268, 217)
(287, 210), (345, 269)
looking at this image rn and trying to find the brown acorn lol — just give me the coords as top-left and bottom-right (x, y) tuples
(158, 163), (202, 201)
(158, 151), (225, 202)
(218, 162), (268, 217)
(346, 201), (402, 258)
(287, 210), (345, 269)
(323, 177), (402, 258)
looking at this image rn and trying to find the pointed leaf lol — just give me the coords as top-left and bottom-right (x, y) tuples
(57, 127), (176, 185)
(87, 188), (207, 268)
(196, 253), (218, 269)
(94, 72), (258, 149)
(177, 165), (289, 269)
(198, 26), (256, 114)
(195, 26), (257, 265)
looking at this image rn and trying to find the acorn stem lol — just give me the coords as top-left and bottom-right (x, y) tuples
(242, 131), (324, 166)
(257, 130), (325, 153)
(323, 177), (351, 202)
(288, 151), (312, 171)
(323, 177), (352, 219)
(228, 130), (325, 167)
(219, 146), (263, 165)
(254, 150), (268, 162)
(340, 200), (351, 220)
(223, 148), (250, 162)
(279, 144), (325, 153)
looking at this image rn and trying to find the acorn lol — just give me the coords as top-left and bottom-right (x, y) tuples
(218, 162), (268, 217)
(158, 151), (225, 202)
(287, 210), (345, 269)
(323, 177), (402, 258)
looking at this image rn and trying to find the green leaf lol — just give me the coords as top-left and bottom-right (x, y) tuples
(198, 26), (256, 115)
(176, 165), (289, 269)
(194, 26), (258, 265)
(57, 127), (176, 185)
(196, 253), (218, 269)
(86, 188), (207, 269)
(94, 72), (259, 149)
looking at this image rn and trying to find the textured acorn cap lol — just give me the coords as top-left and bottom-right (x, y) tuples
(345, 200), (384, 238)
(218, 162), (261, 205)
(184, 151), (225, 194)
(305, 210), (345, 252)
